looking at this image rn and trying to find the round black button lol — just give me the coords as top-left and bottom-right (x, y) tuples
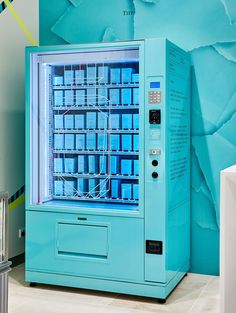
(152, 172), (158, 179)
(152, 160), (158, 167)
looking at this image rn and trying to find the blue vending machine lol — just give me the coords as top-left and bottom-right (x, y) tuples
(25, 39), (191, 301)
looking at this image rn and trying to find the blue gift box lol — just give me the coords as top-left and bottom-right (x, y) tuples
(133, 114), (139, 129)
(54, 158), (64, 173)
(133, 88), (139, 105)
(110, 134), (120, 151)
(64, 90), (74, 106)
(122, 135), (132, 151)
(110, 156), (119, 175)
(74, 114), (85, 129)
(64, 70), (74, 85)
(54, 180), (64, 196)
(133, 184), (139, 200)
(97, 134), (108, 150)
(97, 88), (108, 106)
(99, 155), (107, 174)
(76, 134), (86, 150)
(54, 134), (64, 150)
(99, 179), (107, 198)
(121, 68), (134, 84)
(64, 158), (77, 173)
(75, 90), (86, 106)
(64, 180), (76, 196)
(78, 155), (86, 173)
(133, 160), (139, 176)
(64, 115), (74, 129)
(87, 66), (96, 84)
(110, 114), (120, 129)
(87, 88), (97, 105)
(109, 89), (120, 105)
(133, 134), (139, 151)
(110, 68), (121, 84)
(75, 69), (85, 85)
(89, 179), (98, 197)
(54, 91), (63, 107)
(54, 115), (64, 129)
(121, 183), (132, 199)
(121, 159), (132, 175)
(65, 134), (75, 150)
(86, 134), (96, 150)
(132, 73), (139, 83)
(77, 179), (87, 197)
(122, 114), (132, 129)
(111, 180), (120, 198)
(86, 112), (97, 129)
(98, 66), (109, 84)
(53, 76), (63, 86)
(121, 88), (132, 105)
(88, 155), (97, 174)
(97, 112), (108, 129)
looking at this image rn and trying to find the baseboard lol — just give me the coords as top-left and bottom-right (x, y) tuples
(9, 253), (25, 267)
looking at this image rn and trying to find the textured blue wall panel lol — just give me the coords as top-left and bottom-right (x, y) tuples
(38, 0), (236, 275)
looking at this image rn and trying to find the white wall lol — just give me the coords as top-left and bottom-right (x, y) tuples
(0, 0), (39, 258)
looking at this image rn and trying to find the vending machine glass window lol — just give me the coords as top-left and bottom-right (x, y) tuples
(29, 47), (140, 210)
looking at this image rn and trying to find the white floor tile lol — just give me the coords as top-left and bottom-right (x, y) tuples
(7, 265), (220, 313)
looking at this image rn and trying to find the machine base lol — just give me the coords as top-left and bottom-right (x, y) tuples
(26, 263), (188, 301)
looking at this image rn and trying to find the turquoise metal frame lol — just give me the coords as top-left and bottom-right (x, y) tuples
(25, 38), (191, 300)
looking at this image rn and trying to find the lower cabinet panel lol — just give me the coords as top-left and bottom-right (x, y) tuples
(26, 210), (144, 282)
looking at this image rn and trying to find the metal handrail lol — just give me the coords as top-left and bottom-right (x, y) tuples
(0, 192), (8, 262)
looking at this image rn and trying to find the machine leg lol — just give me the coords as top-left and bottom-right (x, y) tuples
(158, 298), (166, 304)
(29, 282), (37, 287)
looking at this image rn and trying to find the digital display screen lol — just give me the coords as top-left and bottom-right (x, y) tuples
(150, 82), (160, 88)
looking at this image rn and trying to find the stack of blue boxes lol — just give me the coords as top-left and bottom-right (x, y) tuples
(78, 178), (86, 197)
(86, 112), (97, 129)
(54, 91), (63, 107)
(75, 115), (85, 129)
(110, 156), (119, 175)
(110, 68), (120, 84)
(88, 155), (97, 173)
(65, 134), (75, 150)
(54, 158), (64, 173)
(64, 158), (77, 173)
(97, 112), (108, 129)
(98, 66), (109, 84)
(89, 179), (97, 197)
(64, 70), (74, 85)
(76, 90), (86, 106)
(97, 134), (108, 150)
(87, 88), (97, 105)
(97, 88), (108, 106)
(54, 180), (64, 196)
(75, 69), (85, 85)
(64, 90), (74, 106)
(64, 115), (74, 129)
(54, 115), (64, 129)
(53, 76), (63, 86)
(121, 183), (139, 200)
(109, 89), (120, 105)
(99, 179), (107, 198)
(78, 155), (86, 173)
(122, 68), (134, 84)
(87, 66), (96, 84)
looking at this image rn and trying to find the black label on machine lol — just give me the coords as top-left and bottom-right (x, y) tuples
(146, 240), (163, 254)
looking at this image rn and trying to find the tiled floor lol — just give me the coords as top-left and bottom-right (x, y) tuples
(8, 264), (220, 313)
